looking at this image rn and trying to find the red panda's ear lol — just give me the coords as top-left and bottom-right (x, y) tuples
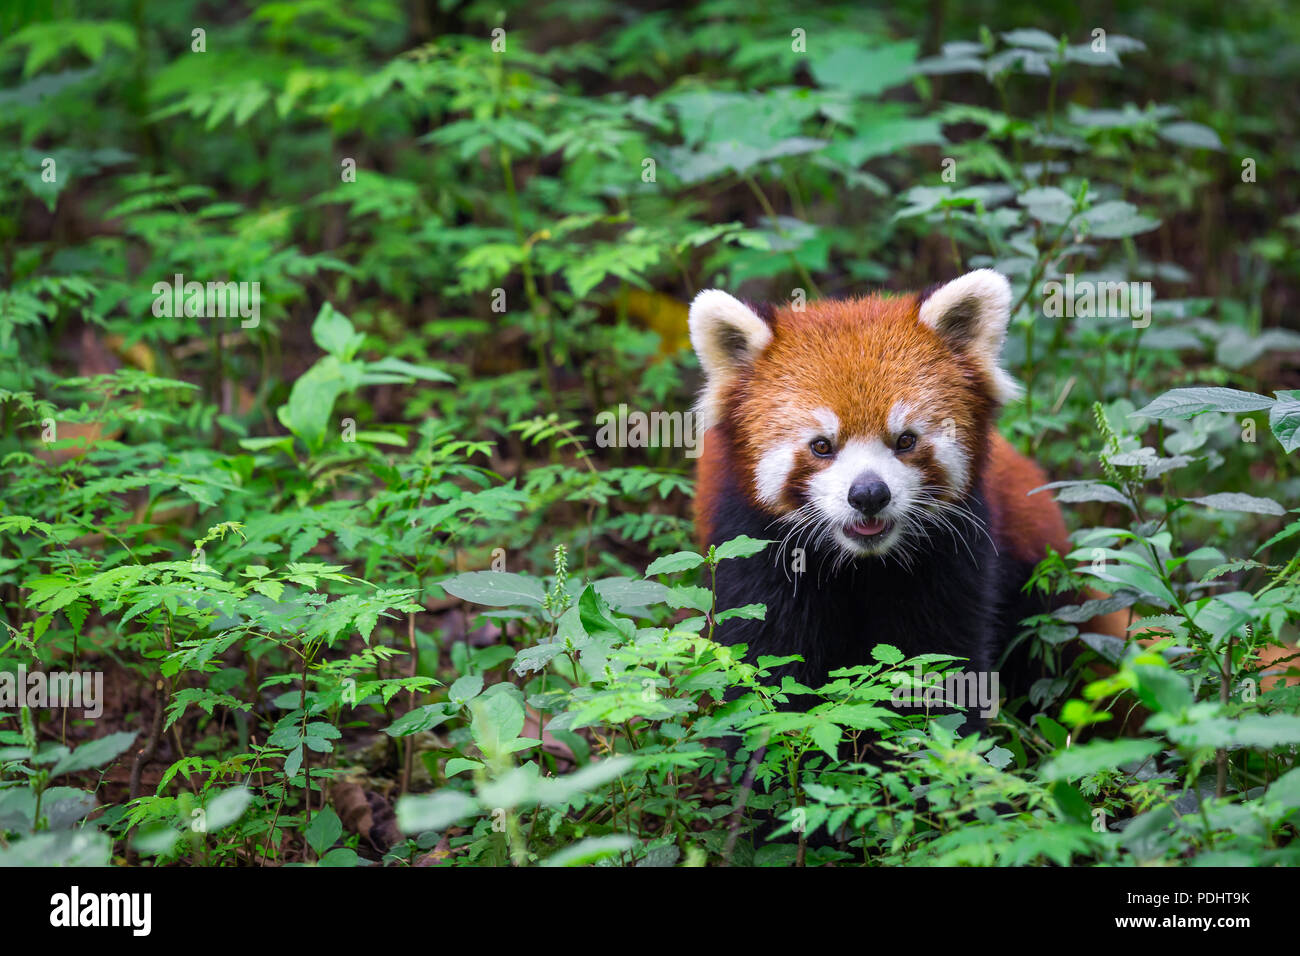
(689, 290), (770, 376)
(689, 290), (771, 426)
(918, 269), (1022, 403)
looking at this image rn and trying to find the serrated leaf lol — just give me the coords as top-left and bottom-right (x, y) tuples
(870, 644), (904, 665)
(644, 551), (705, 576)
(1187, 493), (1285, 516)
(1132, 387), (1273, 420)
(713, 535), (775, 561)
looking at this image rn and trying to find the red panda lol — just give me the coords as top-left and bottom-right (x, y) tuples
(689, 270), (1107, 712)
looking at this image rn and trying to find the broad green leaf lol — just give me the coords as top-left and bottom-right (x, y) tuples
(203, 786), (253, 833)
(1187, 493), (1285, 516)
(1040, 738), (1163, 780)
(870, 644), (904, 665)
(439, 571), (546, 608)
(1082, 201), (1160, 238)
(305, 805), (342, 856)
(469, 690), (526, 759)
(541, 834), (636, 867)
(1159, 122), (1223, 151)
(644, 551), (705, 576)
(810, 41), (918, 96)
(311, 302), (365, 360)
(50, 730), (137, 777)
(1269, 390), (1300, 453)
(1132, 387), (1273, 420)
(448, 673), (485, 704)
(396, 790), (477, 833)
(1167, 715), (1300, 749)
(714, 535), (775, 561)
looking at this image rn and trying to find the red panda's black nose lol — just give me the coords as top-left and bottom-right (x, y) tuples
(848, 474), (891, 516)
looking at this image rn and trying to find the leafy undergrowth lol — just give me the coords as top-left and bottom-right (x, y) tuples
(2, 3), (1300, 865)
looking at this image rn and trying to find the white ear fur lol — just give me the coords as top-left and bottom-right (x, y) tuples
(918, 269), (1022, 403)
(689, 289), (771, 429)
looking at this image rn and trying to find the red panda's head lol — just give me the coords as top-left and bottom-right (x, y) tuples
(689, 270), (1020, 562)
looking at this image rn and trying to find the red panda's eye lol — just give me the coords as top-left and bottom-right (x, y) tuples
(810, 437), (834, 458)
(895, 432), (917, 452)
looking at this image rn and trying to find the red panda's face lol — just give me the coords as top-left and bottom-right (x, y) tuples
(690, 270), (1020, 563)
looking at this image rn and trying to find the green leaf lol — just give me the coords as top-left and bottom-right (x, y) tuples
(578, 585), (625, 641)
(592, 577), (671, 610)
(448, 673), (484, 705)
(396, 790), (477, 833)
(305, 805), (342, 856)
(512, 642), (567, 676)
(439, 571), (546, 608)
(1017, 186), (1075, 224)
(716, 603), (766, 623)
(541, 834), (636, 867)
(0, 830), (109, 866)
(1040, 738), (1163, 781)
(1082, 201), (1160, 239)
(444, 757), (484, 778)
(364, 356), (453, 383)
(203, 786), (253, 833)
(985, 746), (1014, 770)
(870, 644), (904, 665)
(1034, 714), (1069, 749)
(1167, 715), (1300, 749)
(1132, 387), (1273, 420)
(383, 703), (453, 737)
(1133, 664), (1194, 716)
(1269, 390), (1300, 453)
(50, 730), (137, 777)
(1000, 28), (1060, 50)
(1159, 122), (1223, 151)
(1040, 480), (1133, 508)
(1186, 493), (1285, 516)
(1050, 781), (1093, 825)
(714, 535), (775, 561)
(318, 847), (359, 867)
(311, 302), (365, 360)
(811, 720), (842, 760)
(644, 551), (705, 576)
(134, 825), (182, 858)
(811, 41), (919, 96)
(469, 690), (526, 759)
(276, 355), (361, 452)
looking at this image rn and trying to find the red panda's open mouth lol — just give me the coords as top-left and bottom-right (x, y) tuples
(845, 518), (891, 539)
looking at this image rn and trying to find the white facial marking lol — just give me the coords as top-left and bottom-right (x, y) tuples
(811, 406), (840, 439)
(886, 399), (916, 435)
(754, 443), (796, 506)
(806, 437), (922, 555)
(886, 399), (970, 494)
(930, 431), (970, 493)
